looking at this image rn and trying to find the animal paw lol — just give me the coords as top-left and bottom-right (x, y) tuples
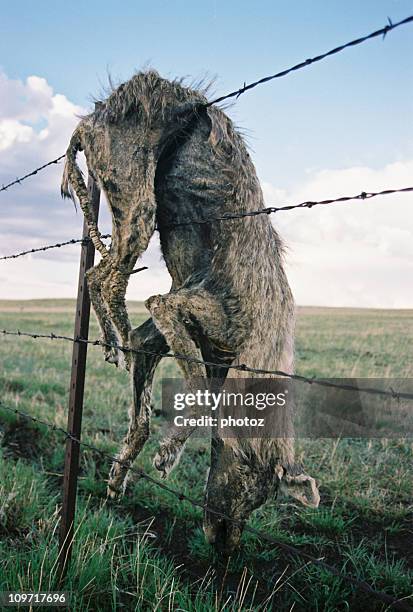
(107, 481), (123, 500)
(104, 345), (119, 366)
(153, 439), (184, 478)
(278, 468), (320, 509)
(107, 462), (128, 499)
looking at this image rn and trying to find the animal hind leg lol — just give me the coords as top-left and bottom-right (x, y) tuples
(86, 259), (120, 365)
(145, 289), (240, 478)
(102, 267), (132, 369)
(107, 318), (168, 498)
(102, 205), (156, 370)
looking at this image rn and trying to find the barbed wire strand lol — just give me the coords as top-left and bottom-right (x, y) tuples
(2, 186), (412, 261)
(168, 186), (413, 227)
(0, 400), (411, 611)
(2, 16), (412, 195)
(207, 15), (413, 106)
(0, 235), (111, 261)
(1, 329), (412, 401)
(0, 155), (66, 193)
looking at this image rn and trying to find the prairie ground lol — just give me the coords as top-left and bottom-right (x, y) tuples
(0, 300), (412, 611)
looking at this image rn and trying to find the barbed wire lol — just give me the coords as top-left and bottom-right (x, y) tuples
(2, 185), (412, 261)
(0, 400), (411, 611)
(168, 186), (413, 227)
(0, 235), (111, 261)
(1, 328), (412, 401)
(207, 15), (413, 106)
(0, 155), (66, 193)
(2, 16), (412, 196)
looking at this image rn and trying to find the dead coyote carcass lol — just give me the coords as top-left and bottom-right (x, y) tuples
(62, 70), (319, 552)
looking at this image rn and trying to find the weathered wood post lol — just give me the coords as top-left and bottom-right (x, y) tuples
(58, 143), (101, 580)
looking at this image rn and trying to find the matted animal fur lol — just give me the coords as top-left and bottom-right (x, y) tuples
(62, 69), (319, 552)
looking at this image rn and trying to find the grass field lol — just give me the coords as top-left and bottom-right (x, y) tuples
(0, 300), (412, 611)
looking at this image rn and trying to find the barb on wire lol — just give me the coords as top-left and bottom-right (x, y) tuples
(207, 15), (413, 106)
(0, 155), (66, 193)
(0, 401), (411, 611)
(168, 186), (413, 227)
(0, 235), (111, 261)
(1, 328), (412, 401)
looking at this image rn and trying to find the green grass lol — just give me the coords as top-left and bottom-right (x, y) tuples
(0, 300), (412, 610)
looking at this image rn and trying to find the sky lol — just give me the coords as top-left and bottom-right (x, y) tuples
(0, 0), (412, 307)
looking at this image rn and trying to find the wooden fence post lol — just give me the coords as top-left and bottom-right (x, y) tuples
(58, 157), (101, 580)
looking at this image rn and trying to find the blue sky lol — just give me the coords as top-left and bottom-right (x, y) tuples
(0, 1), (412, 305)
(2, 0), (413, 184)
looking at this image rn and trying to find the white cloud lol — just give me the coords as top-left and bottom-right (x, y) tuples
(0, 71), (87, 284)
(0, 71), (83, 181)
(263, 160), (413, 307)
(0, 119), (33, 151)
(0, 73), (55, 123)
(0, 69), (411, 308)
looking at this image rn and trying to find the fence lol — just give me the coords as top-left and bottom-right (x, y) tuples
(2, 186), (413, 263)
(2, 328), (413, 401)
(1, 15), (413, 611)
